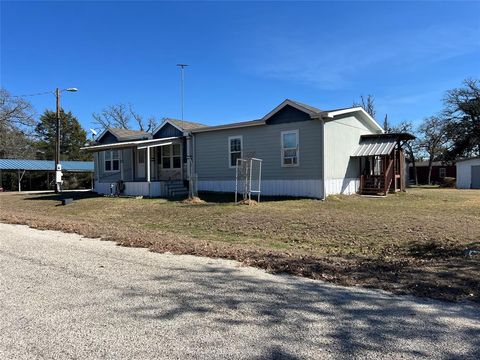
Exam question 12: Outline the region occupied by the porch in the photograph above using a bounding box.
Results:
[84,136,190,198]
[352,133,415,196]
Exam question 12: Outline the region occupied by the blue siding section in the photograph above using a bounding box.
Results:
[154,123,183,139]
[266,105,311,125]
[97,131,118,144]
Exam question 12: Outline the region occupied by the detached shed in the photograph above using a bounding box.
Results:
[457,157,480,189]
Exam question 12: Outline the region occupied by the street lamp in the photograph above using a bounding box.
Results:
[54,87,78,193]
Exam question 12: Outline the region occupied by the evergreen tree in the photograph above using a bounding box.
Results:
[383,114,391,133]
[35,109,90,161]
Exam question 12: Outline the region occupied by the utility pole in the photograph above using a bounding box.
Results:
[55,88,61,193]
[176,64,188,125]
[53,87,78,193]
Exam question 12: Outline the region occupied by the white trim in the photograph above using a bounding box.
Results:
[198,179,323,198]
[321,119,326,200]
[104,149,121,173]
[262,99,318,121]
[324,178,360,196]
[161,143,182,170]
[323,107,384,133]
[281,130,299,167]
[191,121,264,133]
[152,119,185,136]
[137,141,173,150]
[81,136,180,151]
[228,135,243,169]
[439,167,446,178]
[95,128,112,143]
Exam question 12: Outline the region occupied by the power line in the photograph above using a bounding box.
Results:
[11,90,55,98]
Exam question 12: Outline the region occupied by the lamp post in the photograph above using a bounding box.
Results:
[54,87,78,193]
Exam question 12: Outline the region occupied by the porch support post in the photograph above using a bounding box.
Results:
[146,147,151,197]
[146,147,151,182]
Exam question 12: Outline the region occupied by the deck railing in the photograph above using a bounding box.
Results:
[383,159,394,195]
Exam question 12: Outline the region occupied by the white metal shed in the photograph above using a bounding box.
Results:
[457,157,480,189]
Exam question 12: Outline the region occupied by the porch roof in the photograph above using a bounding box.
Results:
[352,138,397,157]
[352,132,415,157]
[81,136,180,152]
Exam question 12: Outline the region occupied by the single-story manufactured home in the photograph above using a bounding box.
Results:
[83,99,414,199]
[456,157,480,189]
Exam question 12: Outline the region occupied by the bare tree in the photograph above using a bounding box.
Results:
[392,120,420,185]
[0,88,36,129]
[92,103,158,132]
[418,116,449,185]
[0,88,37,159]
[353,94,376,119]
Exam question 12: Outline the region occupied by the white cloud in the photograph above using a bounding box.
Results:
[244,24,480,89]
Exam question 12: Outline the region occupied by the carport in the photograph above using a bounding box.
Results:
[0,159,94,191]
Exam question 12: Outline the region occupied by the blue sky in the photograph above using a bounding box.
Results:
[1,1,479,132]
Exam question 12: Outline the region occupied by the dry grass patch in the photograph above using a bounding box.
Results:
[0,188,478,303]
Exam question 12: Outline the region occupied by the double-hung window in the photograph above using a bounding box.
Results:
[229,136,243,168]
[439,167,446,178]
[281,130,299,166]
[162,144,181,169]
[105,150,120,172]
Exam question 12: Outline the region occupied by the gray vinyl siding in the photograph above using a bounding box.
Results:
[194,119,323,181]
[324,114,379,180]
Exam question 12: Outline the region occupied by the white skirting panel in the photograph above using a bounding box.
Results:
[324,178,359,196]
[94,182,166,197]
[198,179,323,199]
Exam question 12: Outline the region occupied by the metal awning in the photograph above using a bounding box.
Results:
[352,138,397,157]
[0,159,94,172]
[81,136,180,152]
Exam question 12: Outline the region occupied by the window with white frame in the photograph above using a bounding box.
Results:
[281,130,299,166]
[229,136,243,168]
[162,143,181,169]
[439,167,446,178]
[104,150,120,172]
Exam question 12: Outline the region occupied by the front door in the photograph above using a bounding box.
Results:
[159,143,182,180]
[136,149,146,179]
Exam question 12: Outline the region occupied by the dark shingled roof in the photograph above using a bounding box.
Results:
[287,99,323,115]
[163,118,208,131]
[107,128,150,141]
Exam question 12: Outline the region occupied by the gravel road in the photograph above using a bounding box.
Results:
[0,222,479,359]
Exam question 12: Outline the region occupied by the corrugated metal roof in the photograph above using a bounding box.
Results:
[352,138,397,157]
[0,159,94,172]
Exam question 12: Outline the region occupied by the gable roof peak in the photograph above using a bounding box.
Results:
[262,99,323,121]
[152,118,208,134]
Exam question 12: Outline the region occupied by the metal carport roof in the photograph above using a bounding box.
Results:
[0,159,94,172]
[351,138,397,157]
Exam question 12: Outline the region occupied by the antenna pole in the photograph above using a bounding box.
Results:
[176,64,188,125]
